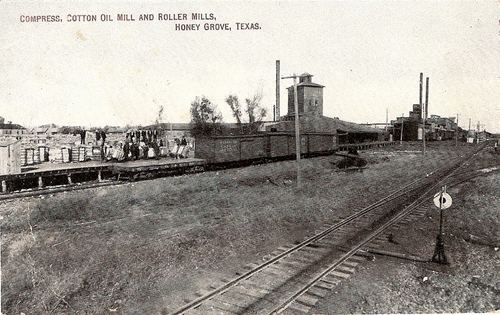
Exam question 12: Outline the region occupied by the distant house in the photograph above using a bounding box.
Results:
[0,120,27,137]
[105,126,128,134]
[35,124,60,135]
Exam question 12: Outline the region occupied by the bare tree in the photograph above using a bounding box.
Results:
[245,92,267,133]
[245,92,267,124]
[225,95,242,125]
[224,91,268,134]
[155,105,164,125]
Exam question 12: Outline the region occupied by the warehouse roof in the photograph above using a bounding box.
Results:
[265,115,384,134]
[287,82,325,88]
[0,123,25,130]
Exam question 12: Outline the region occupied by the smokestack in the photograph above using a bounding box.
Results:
[276,60,280,121]
[419,73,423,112]
[425,77,429,119]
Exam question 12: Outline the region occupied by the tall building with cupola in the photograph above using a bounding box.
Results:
[287,73,324,117]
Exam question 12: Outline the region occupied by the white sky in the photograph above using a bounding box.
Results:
[1,1,499,132]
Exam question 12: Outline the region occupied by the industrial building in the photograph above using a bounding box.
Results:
[389,73,465,142]
[266,72,384,142]
[285,73,324,117]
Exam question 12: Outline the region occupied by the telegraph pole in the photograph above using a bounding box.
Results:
[400,113,404,145]
[282,74,302,188]
[468,118,471,142]
[423,76,429,156]
[455,114,459,146]
[422,106,426,156]
[275,60,280,121]
[385,108,388,131]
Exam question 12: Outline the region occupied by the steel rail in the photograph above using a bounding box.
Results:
[269,142,488,314]
[167,163,457,314]
[0,180,123,202]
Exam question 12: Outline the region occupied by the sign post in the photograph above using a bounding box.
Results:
[431,185,452,264]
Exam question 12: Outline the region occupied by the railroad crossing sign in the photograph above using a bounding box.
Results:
[433,191,452,209]
[432,185,450,264]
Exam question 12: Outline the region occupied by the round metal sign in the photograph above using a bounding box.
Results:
[433,192,452,209]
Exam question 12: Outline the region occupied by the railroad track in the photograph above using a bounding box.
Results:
[166,143,490,315]
[1,142,494,202]
[0,179,124,202]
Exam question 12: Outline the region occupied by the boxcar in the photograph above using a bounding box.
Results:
[268,134,289,158]
[196,135,268,164]
[308,133,336,153]
[195,132,338,165]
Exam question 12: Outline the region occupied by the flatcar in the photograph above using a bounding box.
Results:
[195,132,337,165]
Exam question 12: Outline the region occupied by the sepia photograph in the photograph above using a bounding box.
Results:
[1,1,499,314]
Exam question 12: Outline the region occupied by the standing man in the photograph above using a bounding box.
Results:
[100,130,107,161]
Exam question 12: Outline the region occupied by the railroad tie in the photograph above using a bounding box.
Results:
[278,245,294,252]
[229,288,269,304]
[316,280,336,290]
[204,299,242,315]
[343,259,359,267]
[320,277,341,286]
[370,239,384,246]
[368,242,384,249]
[328,270,351,280]
[263,266,292,278]
[302,245,329,253]
[268,263,296,275]
[243,262,260,270]
[281,260,309,268]
[194,289,213,298]
[315,239,341,248]
[222,288,267,303]
[235,283,271,296]
[347,254,366,262]
[308,286,329,298]
[182,305,221,315]
[296,293,319,306]
[212,291,249,309]
[288,255,316,264]
[337,265,356,273]
[287,300,312,313]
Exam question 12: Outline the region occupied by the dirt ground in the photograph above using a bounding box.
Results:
[313,171,499,314]
[1,141,497,314]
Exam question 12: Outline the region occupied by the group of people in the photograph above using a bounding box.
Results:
[74,129,107,146]
[169,137,190,159]
[102,129,191,162]
[103,140,160,162]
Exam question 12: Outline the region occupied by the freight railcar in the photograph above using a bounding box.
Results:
[195,132,337,165]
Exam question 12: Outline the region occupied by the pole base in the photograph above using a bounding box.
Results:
[431,234,449,265]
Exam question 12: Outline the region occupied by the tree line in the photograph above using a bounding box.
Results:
[190,92,268,137]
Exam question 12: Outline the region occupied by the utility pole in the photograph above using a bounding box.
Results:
[422,107,426,156]
[275,60,280,121]
[282,73,302,188]
[423,76,429,156]
[468,118,471,142]
[385,108,389,132]
[455,114,459,146]
[400,113,404,145]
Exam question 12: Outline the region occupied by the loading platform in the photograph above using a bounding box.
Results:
[0,158,206,193]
